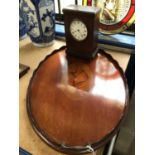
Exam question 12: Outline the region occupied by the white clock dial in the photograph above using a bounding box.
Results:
[70,19,88,41]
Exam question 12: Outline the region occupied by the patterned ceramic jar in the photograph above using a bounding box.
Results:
[20,0,55,47]
[19,3,27,40]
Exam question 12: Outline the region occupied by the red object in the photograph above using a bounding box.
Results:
[87,0,92,6]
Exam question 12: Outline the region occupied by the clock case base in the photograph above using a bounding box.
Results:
[66,47,99,59]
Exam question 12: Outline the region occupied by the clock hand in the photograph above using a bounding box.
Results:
[77,29,83,35]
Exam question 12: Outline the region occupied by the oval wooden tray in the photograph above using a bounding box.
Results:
[27,46,129,154]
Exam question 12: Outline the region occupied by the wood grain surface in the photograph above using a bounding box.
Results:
[27,46,128,154]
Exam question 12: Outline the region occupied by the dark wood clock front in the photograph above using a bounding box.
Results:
[63,5,100,59]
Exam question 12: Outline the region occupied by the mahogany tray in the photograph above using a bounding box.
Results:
[27,46,129,154]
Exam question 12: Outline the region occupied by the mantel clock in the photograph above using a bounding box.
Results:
[63,5,100,59]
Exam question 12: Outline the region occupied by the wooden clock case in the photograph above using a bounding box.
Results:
[63,5,100,59]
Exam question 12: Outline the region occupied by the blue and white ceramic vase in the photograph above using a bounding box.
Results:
[19,3,27,40]
[20,0,55,47]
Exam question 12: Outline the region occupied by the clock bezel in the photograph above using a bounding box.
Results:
[69,18,88,42]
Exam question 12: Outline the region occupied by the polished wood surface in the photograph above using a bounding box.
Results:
[27,46,128,154]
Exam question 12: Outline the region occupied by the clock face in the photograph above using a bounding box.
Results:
[70,19,88,41]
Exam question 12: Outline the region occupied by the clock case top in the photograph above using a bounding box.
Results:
[63,5,100,59]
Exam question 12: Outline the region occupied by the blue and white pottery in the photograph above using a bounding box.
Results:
[20,0,55,47]
[19,3,27,40]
